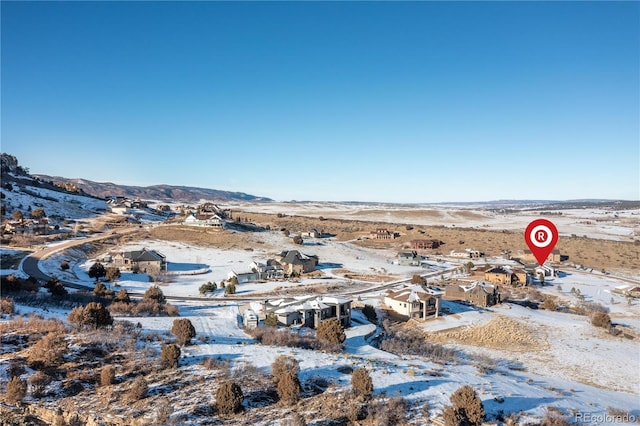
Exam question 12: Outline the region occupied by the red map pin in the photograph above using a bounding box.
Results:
[524,219,559,265]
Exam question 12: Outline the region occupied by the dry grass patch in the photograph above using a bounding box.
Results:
[427,316,544,351]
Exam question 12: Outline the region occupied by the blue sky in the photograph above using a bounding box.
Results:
[2,1,638,203]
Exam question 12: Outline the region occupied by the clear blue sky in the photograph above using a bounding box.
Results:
[2,1,638,203]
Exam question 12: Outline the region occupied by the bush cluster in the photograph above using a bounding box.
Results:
[108,287,178,317]
[316,319,346,345]
[199,282,217,294]
[161,344,181,369]
[351,368,373,399]
[591,312,612,329]
[362,305,377,323]
[380,323,457,363]
[28,371,52,398]
[128,376,148,401]
[171,318,196,345]
[1,274,39,293]
[27,332,68,369]
[248,327,341,352]
[277,370,302,405]
[443,385,485,426]
[5,376,27,405]
[100,365,115,386]
[216,381,244,415]
[0,297,15,314]
[68,302,113,329]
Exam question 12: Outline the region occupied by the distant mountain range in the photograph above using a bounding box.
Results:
[33,175,272,203]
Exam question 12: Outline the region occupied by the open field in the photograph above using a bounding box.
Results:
[182,209,640,276]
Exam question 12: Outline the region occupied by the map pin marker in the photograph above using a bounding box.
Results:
[524,219,559,266]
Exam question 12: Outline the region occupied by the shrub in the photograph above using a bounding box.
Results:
[105,267,121,282]
[171,318,196,345]
[316,319,345,345]
[277,370,302,405]
[271,355,300,385]
[591,312,612,329]
[7,359,25,378]
[199,282,217,294]
[144,286,166,304]
[251,327,312,349]
[88,262,106,280]
[541,409,575,426]
[411,274,427,285]
[93,281,114,297]
[1,274,39,292]
[45,278,68,297]
[367,397,409,425]
[0,297,15,314]
[351,368,373,399]
[161,344,181,369]
[129,376,148,401]
[293,235,303,245]
[101,365,115,386]
[27,332,67,368]
[282,412,306,426]
[379,323,457,363]
[114,289,131,303]
[265,312,278,327]
[543,298,557,311]
[5,376,27,405]
[68,302,113,329]
[362,305,377,323]
[443,385,485,426]
[60,260,70,271]
[28,371,52,398]
[216,380,244,415]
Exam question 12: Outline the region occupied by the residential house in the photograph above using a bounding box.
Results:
[250,261,285,280]
[450,249,484,259]
[445,281,500,307]
[411,239,443,250]
[517,248,562,264]
[274,250,319,275]
[370,228,399,240]
[613,285,640,299]
[266,296,352,328]
[183,213,224,227]
[112,248,167,274]
[384,284,443,319]
[483,266,528,286]
[228,270,260,284]
[396,251,422,266]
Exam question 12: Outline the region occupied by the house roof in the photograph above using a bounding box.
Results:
[398,251,418,258]
[280,250,317,265]
[386,284,443,303]
[459,281,495,294]
[122,248,165,262]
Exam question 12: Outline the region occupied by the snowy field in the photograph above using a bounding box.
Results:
[15,232,639,423]
[225,201,640,242]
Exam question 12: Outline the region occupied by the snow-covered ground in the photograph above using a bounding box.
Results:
[39,232,459,298]
[227,201,640,242]
[4,198,639,423]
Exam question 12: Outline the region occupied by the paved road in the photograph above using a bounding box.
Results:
[21,227,142,292]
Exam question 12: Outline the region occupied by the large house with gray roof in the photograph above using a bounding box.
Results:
[112,248,167,274]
